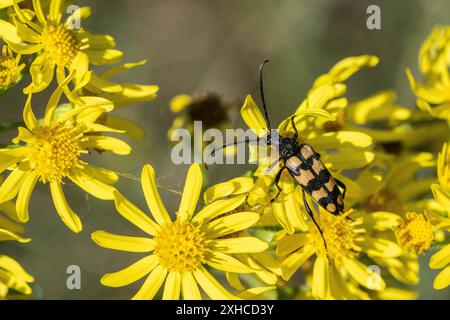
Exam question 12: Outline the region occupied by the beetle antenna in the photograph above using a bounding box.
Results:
[204,138,259,169]
[259,60,271,129]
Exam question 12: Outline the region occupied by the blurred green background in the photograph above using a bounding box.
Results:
[1,0,450,299]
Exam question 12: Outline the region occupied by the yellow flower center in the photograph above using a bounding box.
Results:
[154,220,210,272]
[41,22,79,66]
[364,189,402,213]
[29,123,87,183]
[311,211,364,265]
[0,54,20,87]
[395,212,434,255]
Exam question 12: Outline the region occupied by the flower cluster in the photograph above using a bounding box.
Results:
[0,1,448,300]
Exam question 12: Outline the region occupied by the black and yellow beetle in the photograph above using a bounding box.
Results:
[209,61,347,247]
[257,61,347,241]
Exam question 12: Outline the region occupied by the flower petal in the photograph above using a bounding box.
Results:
[113,191,159,235]
[307,131,373,149]
[0,163,29,204]
[0,228,30,243]
[276,233,310,256]
[362,238,403,259]
[68,168,116,200]
[141,164,171,225]
[85,49,123,65]
[178,164,202,221]
[311,256,331,299]
[207,251,254,273]
[0,19,21,43]
[0,255,33,282]
[92,230,155,252]
[50,182,82,233]
[83,136,132,155]
[344,258,385,291]
[101,255,158,287]
[209,237,268,253]
[433,266,450,290]
[240,95,269,136]
[162,271,181,300]
[181,272,202,300]
[203,177,254,204]
[16,170,39,222]
[193,195,246,223]
[281,244,314,281]
[132,265,167,300]
[205,212,260,238]
[192,266,236,300]
[103,114,146,139]
[24,55,55,94]
[430,244,450,269]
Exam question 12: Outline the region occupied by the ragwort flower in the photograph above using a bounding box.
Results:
[0,0,123,93]
[0,75,131,233]
[92,164,270,300]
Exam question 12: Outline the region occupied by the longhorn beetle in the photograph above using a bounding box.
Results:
[208,61,347,250]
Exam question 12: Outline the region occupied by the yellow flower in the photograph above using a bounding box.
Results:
[407,26,450,120]
[76,60,159,139]
[0,76,131,233]
[92,164,270,300]
[168,92,235,139]
[0,45,24,90]
[276,208,394,300]
[395,212,434,255]
[0,0,123,93]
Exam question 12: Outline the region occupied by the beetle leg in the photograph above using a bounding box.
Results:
[335,178,347,199]
[270,166,286,203]
[302,189,329,259]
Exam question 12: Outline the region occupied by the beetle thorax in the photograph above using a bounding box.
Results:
[277,137,299,159]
